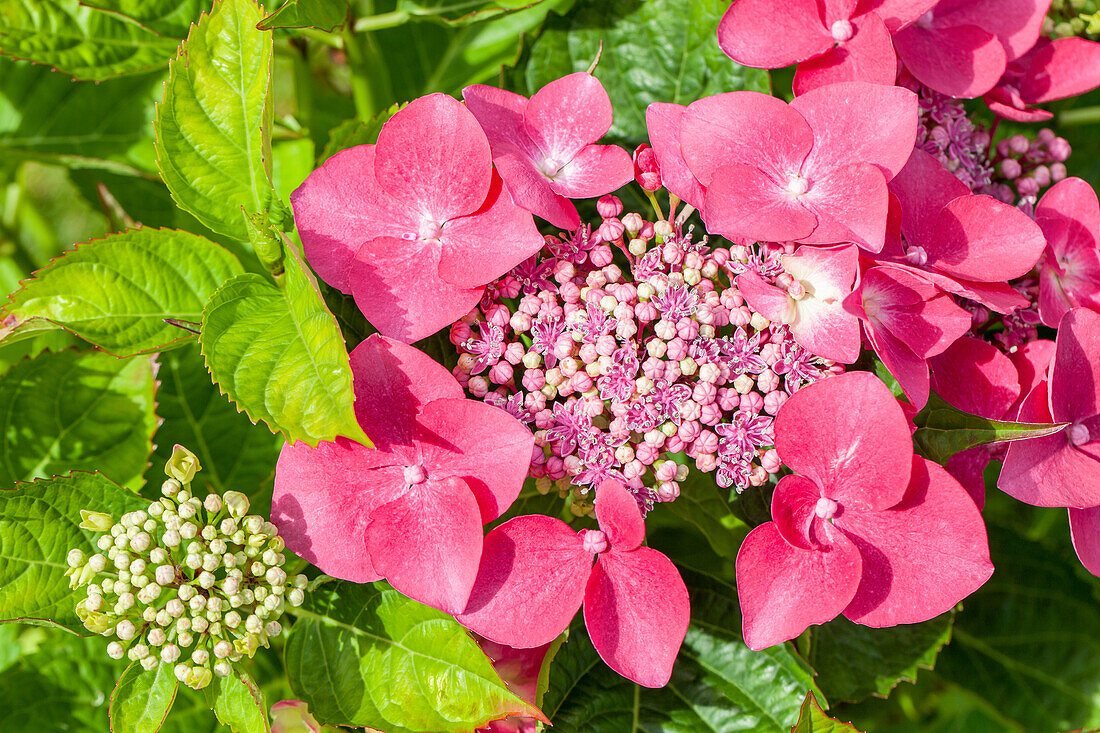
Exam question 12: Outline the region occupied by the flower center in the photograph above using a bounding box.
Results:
[916,10,935,28]
[403,465,427,485]
[830,20,854,42]
[418,219,444,242]
[582,529,609,554]
[1068,422,1091,447]
[786,174,809,197]
[905,245,928,267]
[540,157,564,180]
[814,496,838,520]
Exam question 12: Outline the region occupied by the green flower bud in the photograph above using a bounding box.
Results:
[79,510,113,532]
[223,492,249,518]
[140,656,159,671]
[166,445,201,485]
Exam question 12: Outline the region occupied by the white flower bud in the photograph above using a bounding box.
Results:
[223,492,249,518]
[245,615,262,634]
[243,515,264,535]
[67,549,86,568]
[85,594,103,613]
[203,494,222,513]
[131,575,149,589]
[113,553,130,570]
[214,660,232,677]
[210,539,227,555]
[144,608,158,623]
[188,594,207,613]
[88,554,108,572]
[97,535,112,551]
[166,598,185,618]
[140,656,159,671]
[228,594,243,608]
[265,621,282,637]
[177,585,196,601]
[177,490,192,504]
[254,586,268,603]
[138,584,161,604]
[219,519,237,536]
[147,628,166,646]
[179,522,198,539]
[241,589,254,605]
[128,644,149,661]
[265,567,286,586]
[177,616,193,633]
[177,631,194,648]
[222,577,240,595]
[223,611,242,629]
[173,662,189,681]
[164,515,182,532]
[213,640,234,659]
[113,580,129,595]
[107,642,125,660]
[150,547,168,564]
[208,622,221,637]
[198,571,215,589]
[293,575,308,590]
[191,649,209,665]
[191,617,209,635]
[287,589,305,607]
[155,565,175,586]
[162,530,181,548]
[156,609,171,627]
[143,519,157,533]
[115,620,136,641]
[128,558,146,575]
[185,554,202,571]
[261,550,278,566]
[149,502,164,518]
[250,562,265,577]
[114,534,129,550]
[263,595,282,613]
[202,554,219,572]
[178,503,196,521]
[232,531,246,546]
[222,553,237,569]
[116,592,135,611]
[207,596,223,614]
[270,584,285,596]
[162,479,182,498]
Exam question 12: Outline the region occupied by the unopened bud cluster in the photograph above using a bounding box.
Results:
[67,446,307,690]
[451,199,840,511]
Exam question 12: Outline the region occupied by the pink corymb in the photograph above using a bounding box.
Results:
[456,480,690,688]
[272,334,534,615]
[462,73,634,230]
[1033,177,1100,327]
[736,371,993,650]
[290,93,543,343]
[678,81,917,251]
[985,38,1100,122]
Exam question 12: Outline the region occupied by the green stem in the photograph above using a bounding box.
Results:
[353,9,411,32]
[342,24,376,120]
[1059,104,1100,126]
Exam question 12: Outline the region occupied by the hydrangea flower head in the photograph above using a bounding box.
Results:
[1033,177,1100,327]
[462,73,634,230]
[272,335,534,615]
[291,93,543,342]
[456,479,690,688]
[736,371,993,649]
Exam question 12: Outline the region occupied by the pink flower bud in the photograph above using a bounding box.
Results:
[1008,134,1030,155]
[622,212,645,232]
[1049,137,1071,161]
[623,459,645,479]
[633,144,662,191]
[657,481,680,501]
[449,321,473,346]
[590,244,614,267]
[740,391,765,414]
[699,402,723,425]
[1000,158,1022,180]
[695,453,717,472]
[757,368,780,393]
[665,337,688,361]
[486,304,510,328]
[763,389,788,415]
[489,361,514,384]
[635,301,658,323]
[1017,177,1040,197]
[678,419,702,442]
[665,435,686,453]
[761,449,782,473]
[597,195,623,219]
[468,376,490,397]
[676,318,699,341]
[571,372,594,393]
[510,311,533,333]
[554,259,576,283]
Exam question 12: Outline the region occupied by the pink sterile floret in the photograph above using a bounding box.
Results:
[271,334,534,616]
[1033,177,1100,327]
[456,479,690,688]
[736,371,993,650]
[462,73,634,231]
[677,81,917,252]
[290,93,543,343]
[985,37,1100,122]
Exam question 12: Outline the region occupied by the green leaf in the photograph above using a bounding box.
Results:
[155,0,275,243]
[81,0,204,38]
[257,0,348,31]
[110,661,180,733]
[392,0,556,26]
[2,228,244,357]
[199,240,367,447]
[204,670,270,733]
[806,612,954,703]
[147,344,282,498]
[284,579,546,731]
[0,472,146,632]
[0,349,157,488]
[542,567,821,731]
[791,692,864,733]
[912,393,1067,464]
[935,509,1100,732]
[319,104,402,162]
[0,0,178,80]
[654,469,748,561]
[517,0,770,145]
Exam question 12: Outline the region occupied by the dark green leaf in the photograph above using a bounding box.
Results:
[517,0,770,145]
[319,104,402,161]
[0,473,146,632]
[284,579,545,731]
[0,349,157,488]
[81,0,204,38]
[110,661,179,733]
[655,469,748,561]
[199,240,367,447]
[2,228,244,357]
[807,612,954,703]
[542,567,821,731]
[257,0,348,31]
[791,692,864,733]
[155,0,275,243]
[913,393,1066,464]
[0,0,178,80]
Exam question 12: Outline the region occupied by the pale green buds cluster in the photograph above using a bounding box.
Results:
[69,445,308,690]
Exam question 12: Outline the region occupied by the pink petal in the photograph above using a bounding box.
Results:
[929,336,1020,419]
[945,447,991,509]
[437,172,544,288]
[736,271,796,325]
[349,334,464,450]
[584,547,690,687]
[456,515,591,648]
[413,397,534,524]
[882,262,1030,313]
[716,0,831,68]
[931,0,1048,61]
[864,316,931,407]
[524,73,613,164]
[791,81,918,180]
[493,150,580,230]
[703,163,818,243]
[864,0,939,31]
[796,162,889,251]
[999,382,1100,507]
[775,371,913,510]
[1050,307,1100,424]
[645,103,706,210]
[367,475,484,615]
[550,144,635,199]
[1036,177,1100,260]
[924,194,1046,282]
[778,244,862,362]
[1007,339,1056,416]
[857,266,971,359]
[375,94,492,223]
[771,474,825,550]
[1069,506,1100,577]
[1019,37,1100,104]
[893,23,1007,98]
[349,236,484,343]
[291,144,418,293]
[272,440,403,583]
[736,521,862,650]
[839,457,993,626]
[888,148,971,249]
[793,12,899,94]
[680,92,813,185]
[462,84,535,158]
[594,479,646,551]
[984,88,1053,122]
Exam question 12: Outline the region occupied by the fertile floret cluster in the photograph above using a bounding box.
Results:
[449,199,841,510]
[68,446,306,690]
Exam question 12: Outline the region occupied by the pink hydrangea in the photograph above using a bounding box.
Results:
[272,335,534,615]
[456,480,690,688]
[985,37,1100,122]
[736,371,993,650]
[1033,177,1100,327]
[462,73,634,230]
[290,94,543,342]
